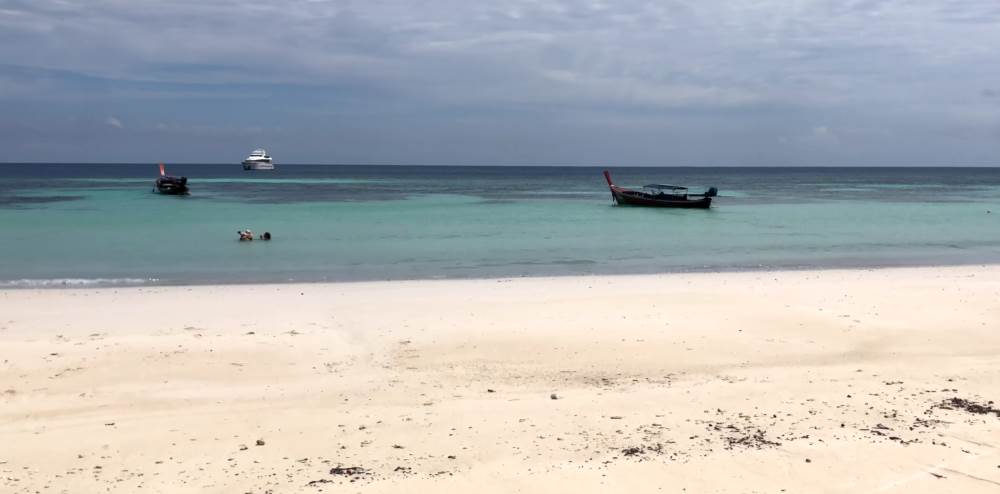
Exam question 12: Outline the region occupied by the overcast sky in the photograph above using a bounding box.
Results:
[1,0,999,165]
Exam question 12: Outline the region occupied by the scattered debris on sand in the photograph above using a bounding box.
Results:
[621,444,664,458]
[329,466,367,476]
[723,429,781,450]
[703,421,781,450]
[934,397,1000,418]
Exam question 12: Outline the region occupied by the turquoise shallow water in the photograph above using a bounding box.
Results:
[1,165,999,287]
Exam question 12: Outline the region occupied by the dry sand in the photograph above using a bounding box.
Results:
[1,266,999,493]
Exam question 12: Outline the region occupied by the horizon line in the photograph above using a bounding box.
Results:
[2,162,999,168]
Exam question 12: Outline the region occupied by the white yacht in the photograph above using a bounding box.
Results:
[242,149,275,170]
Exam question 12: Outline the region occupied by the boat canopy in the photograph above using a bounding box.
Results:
[643,184,688,191]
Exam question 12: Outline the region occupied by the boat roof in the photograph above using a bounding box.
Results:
[643,184,688,190]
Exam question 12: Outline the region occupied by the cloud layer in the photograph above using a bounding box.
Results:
[2,0,999,164]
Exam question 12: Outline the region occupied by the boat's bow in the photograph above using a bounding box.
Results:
[602,170,619,203]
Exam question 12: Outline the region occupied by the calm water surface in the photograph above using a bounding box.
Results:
[1,164,999,287]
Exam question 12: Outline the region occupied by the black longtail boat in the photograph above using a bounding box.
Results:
[603,170,717,209]
[154,163,189,195]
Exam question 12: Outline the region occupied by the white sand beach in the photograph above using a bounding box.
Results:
[2,266,999,493]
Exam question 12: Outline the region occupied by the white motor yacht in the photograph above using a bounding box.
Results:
[242,149,275,170]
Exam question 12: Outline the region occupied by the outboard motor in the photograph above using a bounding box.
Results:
[705,186,718,197]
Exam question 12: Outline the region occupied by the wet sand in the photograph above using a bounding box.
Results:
[2,266,999,493]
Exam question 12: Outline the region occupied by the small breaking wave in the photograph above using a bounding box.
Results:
[0,278,159,288]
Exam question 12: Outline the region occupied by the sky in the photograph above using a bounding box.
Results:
[1,0,999,165]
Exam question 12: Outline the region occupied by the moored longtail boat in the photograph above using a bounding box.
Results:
[153,163,189,195]
[602,170,716,209]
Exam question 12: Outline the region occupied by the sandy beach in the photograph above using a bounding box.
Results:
[2,266,999,493]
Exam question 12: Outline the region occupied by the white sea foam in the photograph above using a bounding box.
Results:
[0,278,159,288]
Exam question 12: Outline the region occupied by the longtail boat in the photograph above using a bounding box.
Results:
[153,163,189,195]
[603,170,716,209]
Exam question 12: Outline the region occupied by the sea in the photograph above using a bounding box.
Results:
[1,164,999,288]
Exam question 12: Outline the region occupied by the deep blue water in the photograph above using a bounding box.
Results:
[1,164,999,287]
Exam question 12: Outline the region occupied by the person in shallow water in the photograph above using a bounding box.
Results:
[238,230,253,241]
[259,232,272,241]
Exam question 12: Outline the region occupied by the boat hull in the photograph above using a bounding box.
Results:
[154,177,189,195]
[611,188,712,208]
[242,161,275,171]
[154,185,189,195]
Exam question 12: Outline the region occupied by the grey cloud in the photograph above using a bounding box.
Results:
[1,1,999,164]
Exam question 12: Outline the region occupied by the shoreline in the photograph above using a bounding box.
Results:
[2,266,999,492]
[4,258,1000,290]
